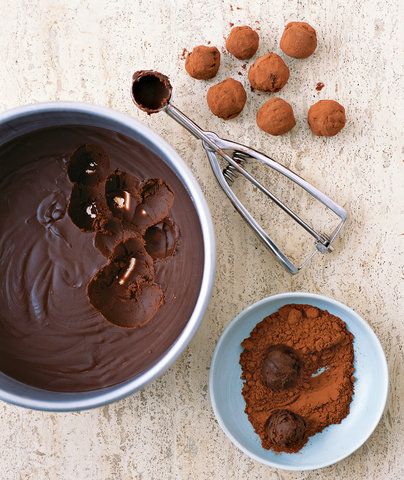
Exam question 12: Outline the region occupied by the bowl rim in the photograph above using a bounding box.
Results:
[0,101,216,411]
[209,292,389,471]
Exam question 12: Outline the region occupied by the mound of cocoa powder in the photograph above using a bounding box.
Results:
[240,304,355,453]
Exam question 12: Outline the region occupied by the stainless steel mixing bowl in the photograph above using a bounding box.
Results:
[0,102,215,411]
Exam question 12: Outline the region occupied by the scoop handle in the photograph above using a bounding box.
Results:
[164,103,219,144]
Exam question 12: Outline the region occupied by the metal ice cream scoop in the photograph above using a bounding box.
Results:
[131,70,347,274]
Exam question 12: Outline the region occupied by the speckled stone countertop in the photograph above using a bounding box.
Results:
[0,0,403,479]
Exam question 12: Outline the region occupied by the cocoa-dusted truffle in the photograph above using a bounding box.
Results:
[144,218,179,259]
[266,410,307,449]
[248,53,290,92]
[185,45,221,80]
[308,100,346,136]
[280,22,317,59]
[226,25,259,60]
[256,98,296,136]
[207,78,247,119]
[261,345,301,390]
[68,183,110,233]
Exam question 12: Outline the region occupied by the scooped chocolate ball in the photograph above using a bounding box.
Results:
[261,345,301,390]
[226,25,259,60]
[144,217,179,259]
[256,98,296,136]
[266,410,306,448]
[68,144,110,186]
[280,22,317,59]
[105,170,141,222]
[308,100,346,136]
[132,70,172,114]
[248,53,290,92]
[185,45,221,80]
[207,78,247,119]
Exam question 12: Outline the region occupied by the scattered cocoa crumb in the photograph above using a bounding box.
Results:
[236,6,242,9]
[250,86,255,92]
[230,4,233,11]
[316,82,325,91]
[241,63,247,70]
[207,40,211,45]
[180,48,188,60]
[229,22,234,27]
[238,71,243,76]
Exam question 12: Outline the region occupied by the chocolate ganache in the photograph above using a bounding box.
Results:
[0,126,204,392]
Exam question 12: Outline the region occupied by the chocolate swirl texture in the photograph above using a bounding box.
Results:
[0,126,204,392]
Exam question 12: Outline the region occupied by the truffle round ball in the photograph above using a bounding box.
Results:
[68,144,110,186]
[226,25,259,60]
[261,345,301,390]
[308,100,346,136]
[256,98,296,136]
[248,53,290,92]
[185,45,221,80]
[280,22,317,59]
[207,78,247,120]
[266,410,306,448]
[144,218,178,259]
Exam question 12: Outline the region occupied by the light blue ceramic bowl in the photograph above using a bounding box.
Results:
[209,292,388,471]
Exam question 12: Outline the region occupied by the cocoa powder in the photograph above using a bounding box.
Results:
[316,81,325,91]
[240,304,355,453]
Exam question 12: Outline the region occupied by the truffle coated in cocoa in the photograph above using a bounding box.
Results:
[248,53,290,92]
[266,410,307,448]
[105,170,141,222]
[207,78,247,119]
[226,25,259,60]
[185,45,221,80]
[256,98,296,136]
[132,179,175,232]
[261,345,301,391]
[280,22,317,59]
[308,100,346,136]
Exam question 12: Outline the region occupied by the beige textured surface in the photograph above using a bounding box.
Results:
[0,0,403,478]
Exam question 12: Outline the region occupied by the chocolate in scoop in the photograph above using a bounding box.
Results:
[132,70,172,114]
[144,218,179,259]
